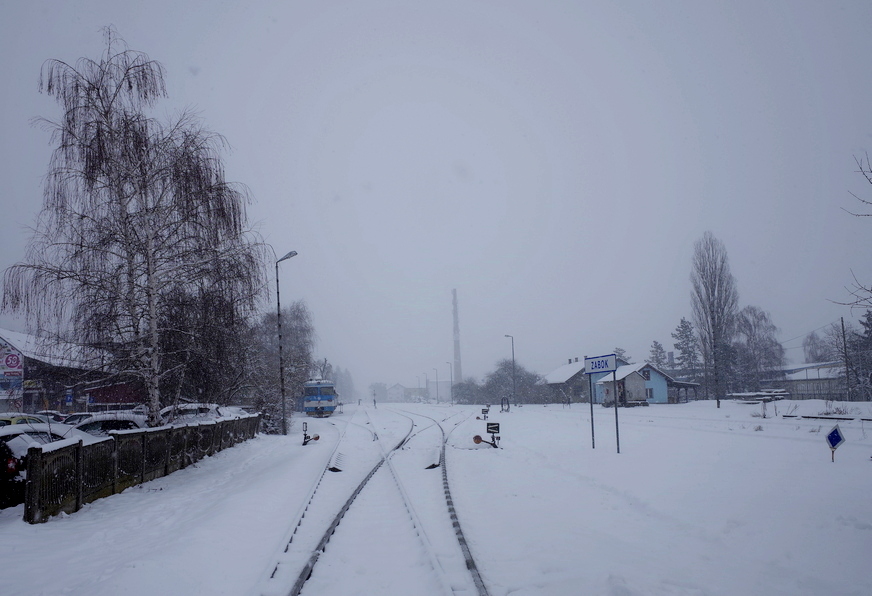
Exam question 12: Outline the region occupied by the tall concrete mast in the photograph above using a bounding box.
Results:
[452,289,463,383]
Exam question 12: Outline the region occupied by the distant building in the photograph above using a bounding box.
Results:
[542,356,631,404]
[0,328,144,413]
[542,358,588,402]
[387,383,406,402]
[597,366,647,405]
[592,361,698,404]
[762,362,844,401]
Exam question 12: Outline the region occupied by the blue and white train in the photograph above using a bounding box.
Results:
[302,378,337,418]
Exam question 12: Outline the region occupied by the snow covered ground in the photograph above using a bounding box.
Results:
[1,399,870,596]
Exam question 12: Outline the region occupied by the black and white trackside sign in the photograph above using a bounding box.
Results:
[584,354,617,374]
[486,422,500,434]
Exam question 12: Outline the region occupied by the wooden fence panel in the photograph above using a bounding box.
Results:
[23,414,260,524]
[82,438,116,504]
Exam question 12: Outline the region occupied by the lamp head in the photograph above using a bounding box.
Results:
[277,250,298,263]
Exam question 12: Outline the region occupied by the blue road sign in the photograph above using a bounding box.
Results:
[826,425,845,450]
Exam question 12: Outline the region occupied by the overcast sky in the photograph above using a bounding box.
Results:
[2,1,872,393]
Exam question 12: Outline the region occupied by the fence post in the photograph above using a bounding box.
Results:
[24,446,44,524]
[140,432,147,485]
[164,429,171,477]
[182,426,189,469]
[112,435,119,495]
[75,439,84,512]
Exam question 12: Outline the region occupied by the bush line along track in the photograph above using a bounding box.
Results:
[262,407,489,596]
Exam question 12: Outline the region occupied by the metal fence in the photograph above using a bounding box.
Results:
[23,415,261,524]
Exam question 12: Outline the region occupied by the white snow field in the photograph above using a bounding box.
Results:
[1,399,870,596]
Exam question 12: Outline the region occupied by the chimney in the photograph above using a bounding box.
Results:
[568,358,572,365]
[575,357,579,362]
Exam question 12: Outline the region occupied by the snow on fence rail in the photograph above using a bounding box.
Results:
[23,415,261,524]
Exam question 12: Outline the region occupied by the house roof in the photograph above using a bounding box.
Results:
[783,365,843,381]
[543,356,635,385]
[635,362,676,383]
[595,365,645,384]
[594,361,679,384]
[543,360,586,384]
[0,328,97,370]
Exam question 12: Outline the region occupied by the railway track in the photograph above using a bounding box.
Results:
[251,406,489,596]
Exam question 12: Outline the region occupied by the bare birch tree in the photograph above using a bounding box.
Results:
[691,231,739,405]
[733,305,784,392]
[247,301,315,432]
[2,30,266,425]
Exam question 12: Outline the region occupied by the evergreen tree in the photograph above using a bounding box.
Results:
[649,341,667,368]
[672,317,701,381]
[613,347,630,363]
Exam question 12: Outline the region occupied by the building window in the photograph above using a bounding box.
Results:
[642,369,650,381]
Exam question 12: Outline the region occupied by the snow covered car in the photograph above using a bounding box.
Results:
[61,412,94,426]
[159,403,227,425]
[0,423,98,509]
[0,413,49,427]
[72,412,148,436]
[36,410,68,423]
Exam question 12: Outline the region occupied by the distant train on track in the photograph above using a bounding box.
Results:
[302,378,338,418]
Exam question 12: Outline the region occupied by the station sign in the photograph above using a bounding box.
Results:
[584,354,617,375]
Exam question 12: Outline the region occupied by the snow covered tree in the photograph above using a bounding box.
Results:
[803,330,835,363]
[648,341,667,368]
[2,30,266,425]
[332,367,356,403]
[843,154,872,308]
[691,232,739,403]
[732,306,785,392]
[613,347,630,363]
[452,378,485,405]
[247,301,315,430]
[672,317,701,381]
[482,359,545,404]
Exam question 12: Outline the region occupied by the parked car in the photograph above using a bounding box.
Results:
[60,412,94,426]
[73,412,148,437]
[36,410,68,423]
[0,413,50,427]
[159,403,228,425]
[0,423,98,509]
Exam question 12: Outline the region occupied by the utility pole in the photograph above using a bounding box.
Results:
[505,334,515,405]
[275,250,298,435]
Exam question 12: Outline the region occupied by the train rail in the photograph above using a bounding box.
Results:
[251,406,489,596]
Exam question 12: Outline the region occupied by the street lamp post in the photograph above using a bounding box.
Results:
[433,367,440,403]
[446,361,453,405]
[276,250,298,435]
[505,334,515,406]
[423,372,429,401]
